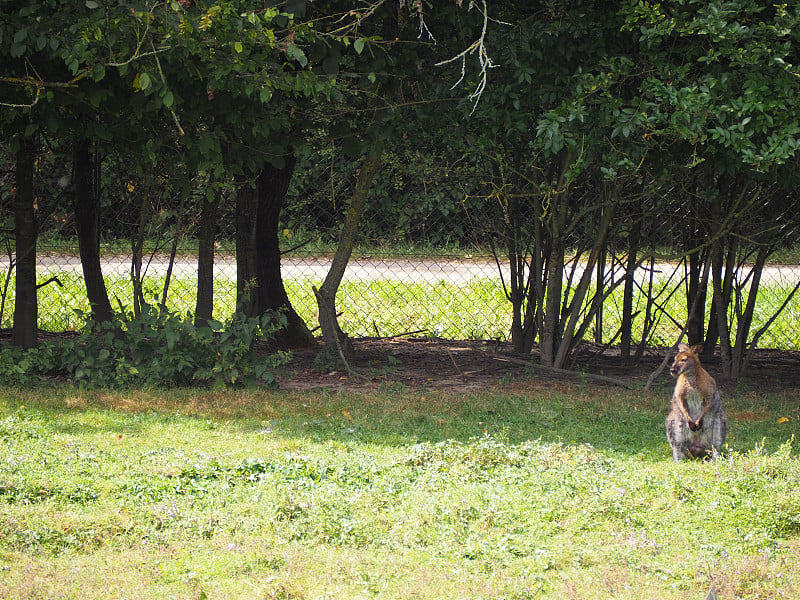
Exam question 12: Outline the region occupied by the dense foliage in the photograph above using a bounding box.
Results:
[0,303,289,388]
[2,0,800,379]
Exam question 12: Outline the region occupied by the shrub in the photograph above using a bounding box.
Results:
[0,303,290,388]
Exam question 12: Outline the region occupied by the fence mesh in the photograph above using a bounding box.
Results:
[3,144,800,352]
[3,246,800,352]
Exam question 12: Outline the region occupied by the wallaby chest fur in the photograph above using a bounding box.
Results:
[675,372,713,418]
[666,344,727,461]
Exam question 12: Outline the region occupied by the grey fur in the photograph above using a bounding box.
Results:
[666,345,727,461]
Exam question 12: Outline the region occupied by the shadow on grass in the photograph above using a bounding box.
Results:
[239,383,798,460]
[1,380,796,460]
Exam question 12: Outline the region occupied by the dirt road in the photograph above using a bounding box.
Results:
[18,252,800,287]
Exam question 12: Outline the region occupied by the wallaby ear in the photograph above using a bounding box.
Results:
[691,344,704,355]
[677,342,691,353]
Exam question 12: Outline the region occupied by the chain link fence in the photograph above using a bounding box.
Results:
[3,245,800,352]
[3,145,800,352]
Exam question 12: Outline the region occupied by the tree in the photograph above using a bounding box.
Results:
[11,134,38,349]
[2,0,351,346]
[460,3,642,367]
[73,138,113,323]
[623,0,800,378]
[235,155,314,346]
[2,0,504,350]
[1,0,160,340]
[314,144,383,366]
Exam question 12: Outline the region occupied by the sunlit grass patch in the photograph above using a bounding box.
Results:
[1,385,799,598]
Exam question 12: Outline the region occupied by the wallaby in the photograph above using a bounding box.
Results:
[666,343,727,461]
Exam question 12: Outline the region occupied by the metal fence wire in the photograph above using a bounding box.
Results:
[3,145,800,352]
[3,246,800,353]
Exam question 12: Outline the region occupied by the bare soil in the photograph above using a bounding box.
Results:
[11,330,800,394]
[275,337,800,394]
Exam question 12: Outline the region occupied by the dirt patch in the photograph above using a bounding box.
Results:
[274,338,800,394]
[9,330,800,394]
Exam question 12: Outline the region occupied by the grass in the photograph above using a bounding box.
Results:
[1,381,799,599]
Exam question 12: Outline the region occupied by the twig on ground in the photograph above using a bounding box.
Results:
[446,348,466,380]
[492,353,633,389]
[370,329,429,341]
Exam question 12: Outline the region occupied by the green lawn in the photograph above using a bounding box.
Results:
[1,381,798,599]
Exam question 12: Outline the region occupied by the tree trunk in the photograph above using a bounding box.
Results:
[234,180,258,317]
[161,189,187,308]
[530,193,545,353]
[130,190,148,318]
[73,138,113,323]
[634,255,657,362]
[620,226,640,361]
[594,244,606,344]
[552,201,615,369]
[13,136,38,349]
[539,155,572,367]
[315,147,382,366]
[728,247,768,380]
[703,241,723,355]
[712,240,737,379]
[235,157,314,347]
[507,193,530,353]
[540,223,564,367]
[686,247,707,345]
[195,190,219,327]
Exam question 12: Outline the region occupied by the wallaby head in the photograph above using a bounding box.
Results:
[670,343,703,378]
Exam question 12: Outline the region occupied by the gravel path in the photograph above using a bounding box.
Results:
[14,252,800,287]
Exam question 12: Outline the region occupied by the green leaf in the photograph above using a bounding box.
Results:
[354,37,365,55]
[341,136,362,158]
[92,63,106,82]
[285,44,308,67]
[234,41,243,54]
[163,89,174,107]
[85,0,99,8]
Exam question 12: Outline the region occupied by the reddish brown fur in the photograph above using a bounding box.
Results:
[666,343,727,460]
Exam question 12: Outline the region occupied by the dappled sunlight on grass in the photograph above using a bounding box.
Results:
[1,383,799,599]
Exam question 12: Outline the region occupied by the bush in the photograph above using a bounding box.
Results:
[0,304,290,389]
